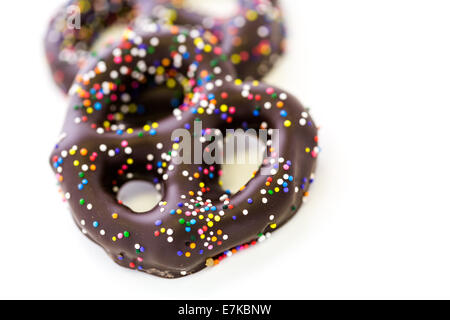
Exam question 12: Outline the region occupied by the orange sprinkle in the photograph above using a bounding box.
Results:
[162,58,171,67]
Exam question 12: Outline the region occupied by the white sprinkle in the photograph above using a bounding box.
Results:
[150,37,159,46]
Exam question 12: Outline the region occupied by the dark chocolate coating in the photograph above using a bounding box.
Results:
[44,0,286,93]
[44,0,154,93]
[49,25,318,278]
[170,0,286,80]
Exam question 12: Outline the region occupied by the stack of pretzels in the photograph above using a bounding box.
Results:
[47,0,319,278]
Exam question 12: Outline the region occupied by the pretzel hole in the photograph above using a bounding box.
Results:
[117,180,162,213]
[185,0,239,18]
[220,131,266,194]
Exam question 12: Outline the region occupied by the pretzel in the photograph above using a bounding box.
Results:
[49,23,318,278]
[44,0,285,93]
[154,0,286,80]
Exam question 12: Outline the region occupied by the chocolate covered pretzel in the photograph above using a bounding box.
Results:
[49,24,318,278]
[44,0,286,93]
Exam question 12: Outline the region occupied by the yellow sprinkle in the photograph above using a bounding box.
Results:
[220,104,228,112]
[86,107,93,114]
[129,104,137,113]
[161,228,166,233]
[73,160,79,167]
[204,44,212,52]
[284,120,292,127]
[270,224,277,229]
[112,213,118,219]
[234,79,243,85]
[212,236,217,242]
[207,221,214,228]
[275,187,280,192]
[112,236,117,242]
[197,107,205,114]
[167,78,176,88]
[152,122,159,129]
[208,213,214,219]
[305,147,311,153]
[156,66,165,75]
[126,128,133,134]
[143,124,150,131]
[214,216,221,222]
[173,143,180,150]
[127,158,134,165]
[206,258,214,267]
[246,10,258,21]
[231,54,241,64]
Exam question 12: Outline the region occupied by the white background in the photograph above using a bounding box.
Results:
[1,0,450,299]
